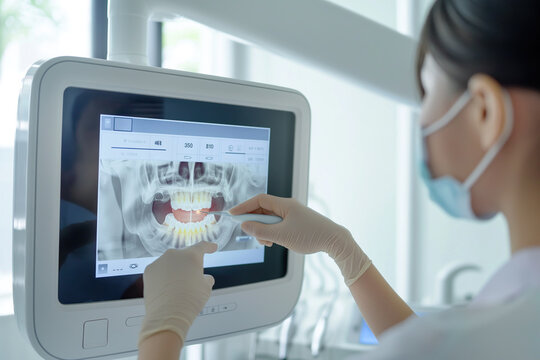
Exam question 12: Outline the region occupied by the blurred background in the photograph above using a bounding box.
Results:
[0,0,509,358]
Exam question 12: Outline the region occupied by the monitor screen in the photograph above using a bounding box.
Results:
[59,87,295,304]
[96,114,270,276]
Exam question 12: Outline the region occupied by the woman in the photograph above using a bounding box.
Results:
[138,0,540,358]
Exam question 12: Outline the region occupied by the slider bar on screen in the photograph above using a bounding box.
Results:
[225,152,246,155]
[111,146,166,151]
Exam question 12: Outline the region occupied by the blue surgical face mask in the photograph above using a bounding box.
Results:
[419,90,514,220]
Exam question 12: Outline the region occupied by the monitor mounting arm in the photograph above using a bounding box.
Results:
[108,0,419,106]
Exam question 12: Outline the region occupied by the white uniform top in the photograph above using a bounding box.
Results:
[358,247,540,360]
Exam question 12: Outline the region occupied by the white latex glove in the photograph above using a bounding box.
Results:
[138,241,217,347]
[229,194,371,286]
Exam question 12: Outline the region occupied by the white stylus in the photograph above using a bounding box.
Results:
[201,211,283,224]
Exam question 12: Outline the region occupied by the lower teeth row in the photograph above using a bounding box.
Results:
[162,213,218,247]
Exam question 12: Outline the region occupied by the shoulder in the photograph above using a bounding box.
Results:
[359,290,540,360]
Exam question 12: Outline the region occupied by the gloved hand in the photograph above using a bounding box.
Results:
[229,194,371,286]
[138,241,217,347]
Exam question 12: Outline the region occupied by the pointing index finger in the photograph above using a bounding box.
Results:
[189,241,218,255]
[229,194,285,217]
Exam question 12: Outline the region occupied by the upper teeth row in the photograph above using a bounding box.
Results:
[171,191,212,211]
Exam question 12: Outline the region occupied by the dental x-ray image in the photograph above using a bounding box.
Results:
[97,160,267,260]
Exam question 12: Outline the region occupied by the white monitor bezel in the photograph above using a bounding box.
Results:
[13,56,310,359]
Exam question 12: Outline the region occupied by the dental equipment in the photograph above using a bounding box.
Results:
[200,211,283,225]
[13,56,309,359]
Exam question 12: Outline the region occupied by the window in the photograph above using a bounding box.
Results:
[162,19,234,78]
[0,0,91,315]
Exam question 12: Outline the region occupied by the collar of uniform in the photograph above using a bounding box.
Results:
[471,246,540,306]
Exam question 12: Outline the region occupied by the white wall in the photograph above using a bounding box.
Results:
[244,42,400,289]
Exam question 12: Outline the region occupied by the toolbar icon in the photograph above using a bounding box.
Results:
[98,264,108,274]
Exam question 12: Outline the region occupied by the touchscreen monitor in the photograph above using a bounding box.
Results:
[13,57,309,359]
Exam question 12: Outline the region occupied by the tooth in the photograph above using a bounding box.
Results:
[183,232,189,246]
[178,232,184,248]
[170,194,179,210]
[183,234,189,247]
[171,192,184,211]
[167,229,176,247]
[174,194,182,210]
[170,232,177,248]
[182,223,188,236]
[200,197,209,209]
[187,223,193,238]
[181,194,188,211]
[180,225,188,246]
[163,213,173,226]
[206,227,215,241]
[190,230,196,245]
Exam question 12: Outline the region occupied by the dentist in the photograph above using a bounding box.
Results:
[138,0,540,358]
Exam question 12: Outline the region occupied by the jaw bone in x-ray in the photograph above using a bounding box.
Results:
[97,160,266,260]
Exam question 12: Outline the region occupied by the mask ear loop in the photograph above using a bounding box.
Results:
[422,91,472,137]
[463,90,514,190]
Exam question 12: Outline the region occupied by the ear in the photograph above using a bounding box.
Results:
[467,74,506,150]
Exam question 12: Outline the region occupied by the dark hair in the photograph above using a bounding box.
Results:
[416,0,540,97]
